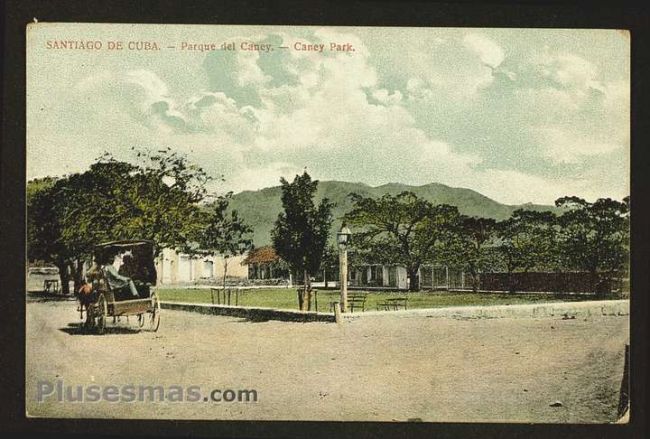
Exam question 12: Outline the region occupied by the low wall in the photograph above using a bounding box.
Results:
[160,301,335,323]
[161,299,629,323]
[342,300,630,320]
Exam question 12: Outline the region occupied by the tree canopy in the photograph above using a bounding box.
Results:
[271,172,333,310]
[197,192,254,288]
[344,191,460,291]
[27,148,212,293]
[555,196,629,280]
[438,216,497,292]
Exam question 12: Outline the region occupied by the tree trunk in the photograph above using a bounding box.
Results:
[471,271,479,293]
[324,269,328,288]
[72,259,85,294]
[590,269,602,296]
[223,258,229,291]
[296,288,303,310]
[408,266,420,292]
[301,270,312,311]
[55,261,70,295]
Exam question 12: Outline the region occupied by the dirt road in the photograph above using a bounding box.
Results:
[26,299,628,422]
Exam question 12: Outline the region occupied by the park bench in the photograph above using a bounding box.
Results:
[347,292,368,313]
[43,279,60,294]
[327,293,368,313]
[377,297,409,311]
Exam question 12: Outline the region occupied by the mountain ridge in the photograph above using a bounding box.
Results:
[226,180,559,246]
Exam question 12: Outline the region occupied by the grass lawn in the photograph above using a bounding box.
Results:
[156,287,596,312]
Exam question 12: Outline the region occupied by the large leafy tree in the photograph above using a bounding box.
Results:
[27,177,75,292]
[271,172,334,311]
[344,191,460,291]
[197,192,254,290]
[27,149,211,293]
[555,196,629,291]
[439,216,497,292]
[495,209,558,292]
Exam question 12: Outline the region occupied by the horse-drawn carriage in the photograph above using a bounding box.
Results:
[77,240,161,334]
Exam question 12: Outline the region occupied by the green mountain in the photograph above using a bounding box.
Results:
[227,180,559,246]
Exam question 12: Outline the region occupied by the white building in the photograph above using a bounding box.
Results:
[155,248,248,285]
[349,264,462,290]
[349,264,409,290]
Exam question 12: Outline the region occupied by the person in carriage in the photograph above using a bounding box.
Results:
[82,253,139,299]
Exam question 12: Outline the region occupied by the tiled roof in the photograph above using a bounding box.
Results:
[243,246,280,264]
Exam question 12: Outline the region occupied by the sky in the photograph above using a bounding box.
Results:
[27,24,630,205]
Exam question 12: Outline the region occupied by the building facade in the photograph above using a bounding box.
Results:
[243,246,290,281]
[155,248,248,285]
[349,264,464,290]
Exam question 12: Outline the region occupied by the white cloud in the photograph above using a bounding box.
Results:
[227,161,303,193]
[27,27,630,206]
[466,169,580,205]
[372,88,402,105]
[463,33,505,68]
[125,70,170,105]
[533,126,621,163]
[236,51,269,87]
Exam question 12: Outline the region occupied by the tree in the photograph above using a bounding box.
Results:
[344,191,460,291]
[28,178,75,293]
[318,244,339,288]
[271,172,334,311]
[439,216,497,292]
[27,149,211,293]
[495,209,558,292]
[555,196,629,293]
[197,192,254,290]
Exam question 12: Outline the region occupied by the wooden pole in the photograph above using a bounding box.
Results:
[334,301,342,323]
[340,246,348,313]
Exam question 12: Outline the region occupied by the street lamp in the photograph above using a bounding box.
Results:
[337,224,352,313]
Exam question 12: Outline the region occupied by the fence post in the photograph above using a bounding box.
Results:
[334,301,341,324]
[431,265,438,291]
[445,266,449,290]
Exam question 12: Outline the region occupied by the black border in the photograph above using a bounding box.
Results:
[2,1,648,438]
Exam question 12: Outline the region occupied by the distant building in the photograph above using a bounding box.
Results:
[349,264,408,289]
[242,246,290,281]
[155,248,248,285]
[348,264,458,290]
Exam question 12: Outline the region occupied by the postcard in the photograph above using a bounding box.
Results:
[25,23,630,423]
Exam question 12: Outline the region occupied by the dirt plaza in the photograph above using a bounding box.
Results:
[26,299,628,423]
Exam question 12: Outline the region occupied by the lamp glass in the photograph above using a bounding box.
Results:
[337,227,351,245]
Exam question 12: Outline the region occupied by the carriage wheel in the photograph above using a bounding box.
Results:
[83,303,95,330]
[149,292,161,332]
[96,293,108,334]
[137,313,146,328]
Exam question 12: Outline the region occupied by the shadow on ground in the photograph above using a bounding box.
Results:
[59,321,145,336]
[27,291,76,303]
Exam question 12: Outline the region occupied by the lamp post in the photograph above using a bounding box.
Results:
[337,224,352,313]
